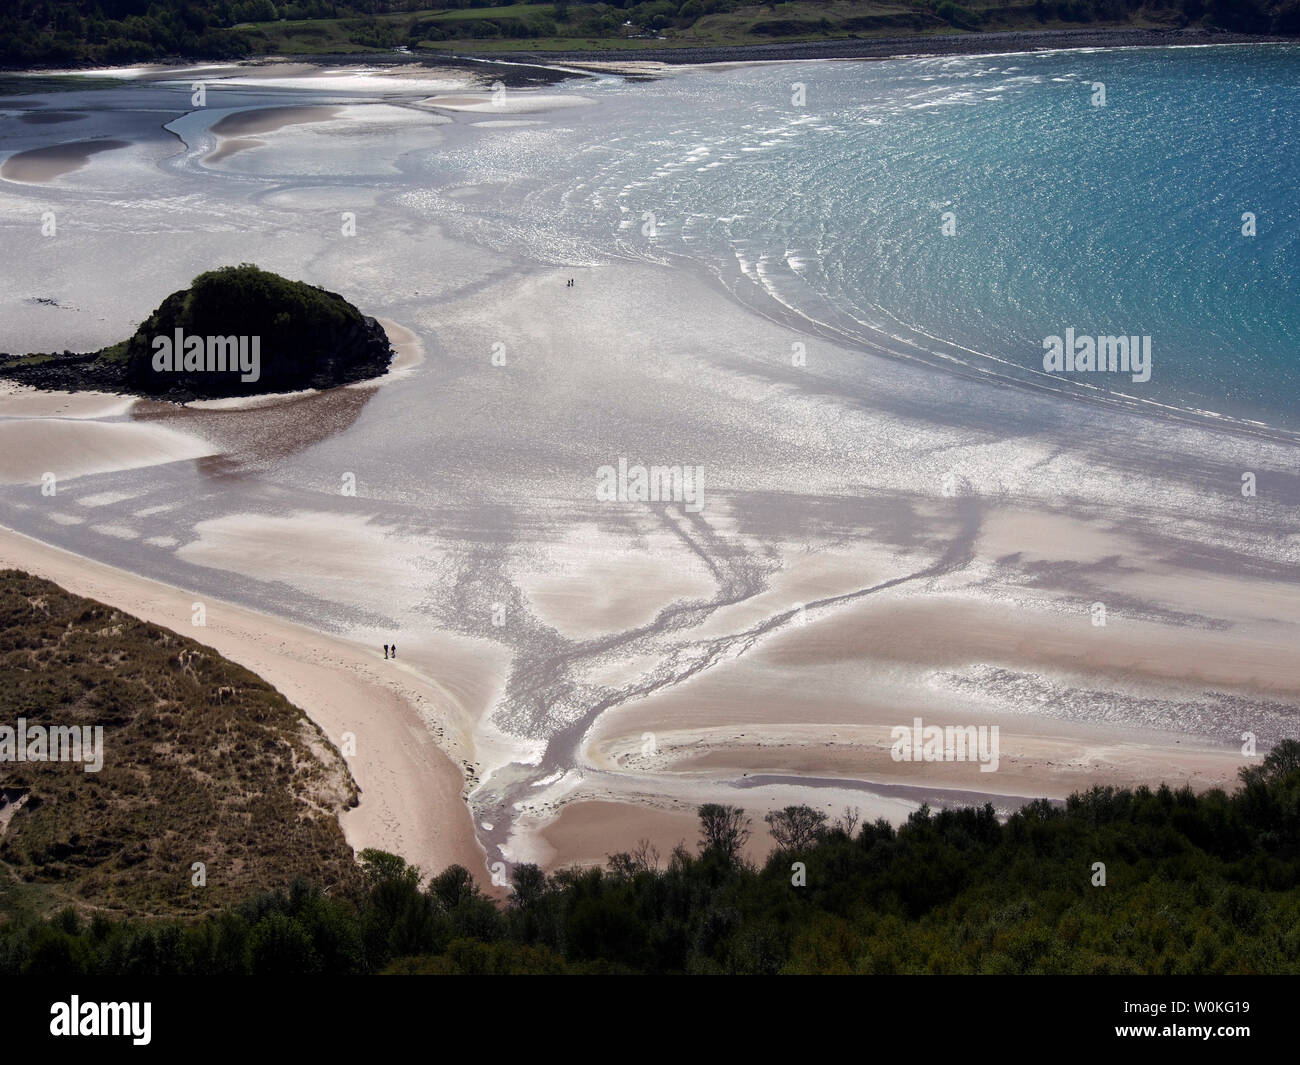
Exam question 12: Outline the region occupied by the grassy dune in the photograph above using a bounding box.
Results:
[0,571,359,921]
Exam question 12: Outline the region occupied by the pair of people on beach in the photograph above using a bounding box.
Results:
[566,278,575,287]
[383,643,397,659]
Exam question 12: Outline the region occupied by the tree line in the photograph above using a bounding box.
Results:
[4,0,1300,68]
[4,740,1299,975]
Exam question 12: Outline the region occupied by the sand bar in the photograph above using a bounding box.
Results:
[420,93,593,114]
[0,418,217,485]
[210,105,344,138]
[206,105,342,162]
[1,139,129,183]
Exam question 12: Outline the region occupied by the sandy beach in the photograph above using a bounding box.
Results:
[0,522,487,884]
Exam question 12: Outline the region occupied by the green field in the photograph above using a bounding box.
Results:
[427,3,559,21]
[229,1,1248,59]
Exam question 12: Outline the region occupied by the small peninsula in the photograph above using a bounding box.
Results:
[0,264,393,401]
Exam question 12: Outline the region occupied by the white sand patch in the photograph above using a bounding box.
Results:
[260,185,390,210]
[47,512,85,526]
[214,68,470,94]
[0,385,133,419]
[91,523,138,540]
[514,521,717,641]
[175,511,435,614]
[329,102,451,126]
[0,420,215,485]
[420,93,594,114]
[10,65,159,79]
[144,535,178,548]
[76,490,140,508]
[184,389,319,411]
[363,319,423,381]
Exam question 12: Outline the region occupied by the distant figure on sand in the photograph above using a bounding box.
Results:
[383,644,389,659]
[391,642,397,659]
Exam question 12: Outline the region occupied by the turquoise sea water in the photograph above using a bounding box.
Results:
[426,45,1300,431]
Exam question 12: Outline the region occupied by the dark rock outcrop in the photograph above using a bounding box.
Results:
[0,263,393,401]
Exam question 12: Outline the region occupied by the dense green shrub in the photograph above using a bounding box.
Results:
[5,744,1300,975]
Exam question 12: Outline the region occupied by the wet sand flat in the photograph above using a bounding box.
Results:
[0,384,134,419]
[3,64,1299,885]
[18,110,86,125]
[420,93,592,114]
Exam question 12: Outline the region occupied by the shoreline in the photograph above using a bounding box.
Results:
[0,521,490,887]
[464,26,1295,68]
[1,27,1292,82]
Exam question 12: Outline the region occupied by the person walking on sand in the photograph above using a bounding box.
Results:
[391,642,397,659]
[383,644,389,659]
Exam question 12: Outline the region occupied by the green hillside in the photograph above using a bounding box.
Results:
[3,1,1298,67]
